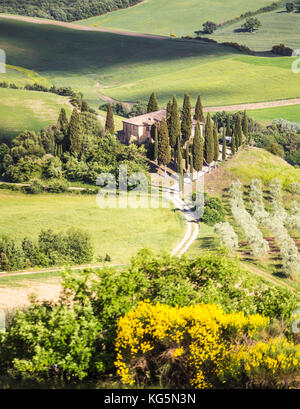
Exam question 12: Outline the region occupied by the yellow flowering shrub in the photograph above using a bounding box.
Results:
[114,301,270,388]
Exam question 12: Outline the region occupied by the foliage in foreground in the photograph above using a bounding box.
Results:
[115,302,300,389]
[0,251,298,387]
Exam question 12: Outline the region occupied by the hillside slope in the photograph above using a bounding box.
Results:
[77,0,272,37]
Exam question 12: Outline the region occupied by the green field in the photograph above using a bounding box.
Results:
[247,104,300,123]
[77,0,271,37]
[206,4,300,51]
[0,87,71,142]
[0,190,185,264]
[0,18,299,111]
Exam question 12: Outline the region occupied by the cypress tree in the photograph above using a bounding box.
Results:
[166,99,172,134]
[213,121,219,162]
[236,113,243,147]
[242,110,248,143]
[57,108,69,152]
[231,129,236,155]
[105,103,115,134]
[181,94,192,146]
[158,118,171,175]
[194,95,205,122]
[68,108,82,157]
[190,153,193,180]
[226,115,232,136]
[204,113,214,165]
[154,126,158,163]
[234,124,239,151]
[147,92,159,113]
[169,95,181,149]
[222,128,227,161]
[177,138,184,191]
[193,121,203,175]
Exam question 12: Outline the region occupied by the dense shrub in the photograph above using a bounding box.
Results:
[272,44,293,56]
[201,196,226,226]
[115,302,300,388]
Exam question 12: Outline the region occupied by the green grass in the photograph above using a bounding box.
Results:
[247,104,300,123]
[0,190,185,264]
[0,87,72,142]
[206,4,300,51]
[0,19,298,111]
[77,0,271,37]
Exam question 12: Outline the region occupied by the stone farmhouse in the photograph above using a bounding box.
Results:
[118,108,204,144]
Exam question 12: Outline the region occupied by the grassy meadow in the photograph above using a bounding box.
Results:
[0,19,298,111]
[0,87,71,142]
[77,0,271,37]
[0,190,185,264]
[206,3,300,51]
[247,104,300,123]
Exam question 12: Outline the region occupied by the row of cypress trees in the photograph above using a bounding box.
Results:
[149,92,248,180]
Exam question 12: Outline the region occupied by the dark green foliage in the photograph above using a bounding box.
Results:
[192,121,203,173]
[177,139,184,191]
[147,92,159,113]
[68,108,82,156]
[201,195,226,226]
[213,121,219,162]
[181,94,192,145]
[271,44,293,56]
[226,115,232,136]
[169,96,181,149]
[194,95,205,123]
[0,0,143,22]
[158,118,171,167]
[204,113,214,165]
[166,99,172,134]
[231,131,236,155]
[105,103,115,135]
[81,100,89,112]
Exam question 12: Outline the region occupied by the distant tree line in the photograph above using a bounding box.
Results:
[0,0,143,22]
[0,228,93,271]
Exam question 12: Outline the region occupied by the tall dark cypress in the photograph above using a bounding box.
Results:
[242,110,248,144]
[68,108,82,157]
[236,113,243,147]
[181,94,192,146]
[166,99,172,134]
[194,95,205,122]
[105,103,115,134]
[226,115,232,136]
[193,121,203,174]
[213,121,219,162]
[154,126,158,163]
[231,129,236,155]
[57,108,69,152]
[158,118,171,174]
[177,138,184,191]
[169,95,181,149]
[147,92,159,113]
[222,128,227,161]
[204,113,214,165]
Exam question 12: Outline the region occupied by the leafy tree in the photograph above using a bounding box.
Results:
[147,92,159,113]
[181,94,192,145]
[166,99,172,134]
[68,109,82,157]
[204,113,214,165]
[286,2,295,12]
[81,100,89,112]
[203,21,217,34]
[158,118,171,173]
[194,95,205,122]
[242,17,261,33]
[193,121,203,174]
[169,96,181,149]
[105,103,115,135]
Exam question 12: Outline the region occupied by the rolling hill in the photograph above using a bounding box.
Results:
[0,18,298,112]
[77,0,272,37]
